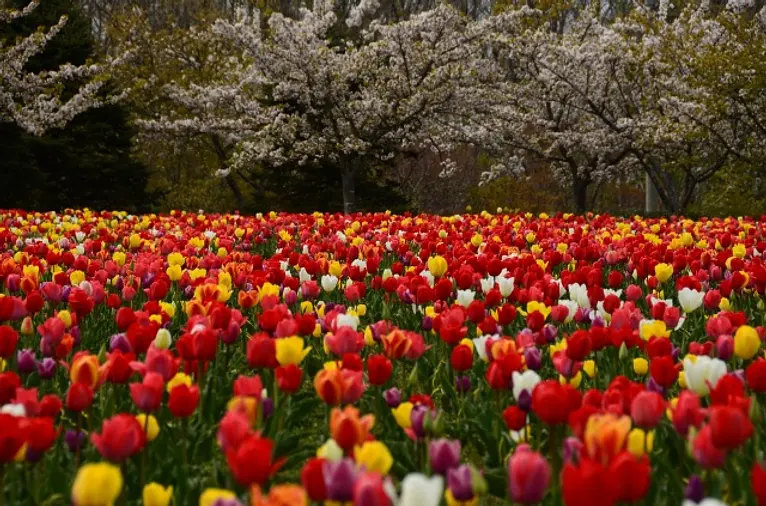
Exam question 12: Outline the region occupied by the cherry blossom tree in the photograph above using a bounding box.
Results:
[1,0,126,135]
[137,0,488,213]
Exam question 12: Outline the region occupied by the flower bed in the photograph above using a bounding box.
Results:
[0,209,765,506]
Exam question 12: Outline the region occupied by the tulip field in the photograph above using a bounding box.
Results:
[2,209,766,506]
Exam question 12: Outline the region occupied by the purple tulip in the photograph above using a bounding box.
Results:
[36,358,56,379]
[109,333,133,353]
[646,377,665,396]
[523,347,542,371]
[518,389,532,412]
[684,474,704,503]
[324,458,358,502]
[455,375,471,393]
[70,325,81,346]
[16,349,36,375]
[262,397,274,418]
[715,335,733,361]
[447,464,474,501]
[509,445,550,504]
[212,499,244,506]
[543,324,557,343]
[562,437,583,464]
[353,471,389,506]
[384,387,402,408]
[429,439,461,475]
[421,315,433,331]
[65,430,87,452]
[410,404,429,438]
[60,285,71,302]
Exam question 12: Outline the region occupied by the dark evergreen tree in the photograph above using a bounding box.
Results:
[0,0,150,212]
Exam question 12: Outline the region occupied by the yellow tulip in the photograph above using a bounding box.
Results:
[71,463,123,506]
[275,336,311,366]
[166,264,183,281]
[734,325,761,360]
[167,373,193,393]
[199,489,236,506]
[654,263,673,283]
[136,414,160,442]
[143,483,173,506]
[627,429,655,458]
[427,256,448,277]
[582,360,596,378]
[392,402,414,429]
[633,358,649,376]
[354,441,394,475]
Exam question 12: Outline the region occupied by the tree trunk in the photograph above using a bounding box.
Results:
[572,177,588,213]
[645,172,661,214]
[341,164,356,214]
[225,173,245,210]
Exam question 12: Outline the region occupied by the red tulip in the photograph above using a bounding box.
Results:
[709,405,753,450]
[503,405,527,431]
[752,462,766,506]
[301,457,327,502]
[0,414,25,462]
[630,391,665,429]
[562,458,613,506]
[22,417,58,453]
[169,385,200,418]
[129,372,164,412]
[366,354,392,386]
[649,356,679,388]
[247,333,278,369]
[276,365,303,393]
[532,380,582,425]
[609,453,651,503]
[65,382,94,412]
[450,344,473,372]
[91,414,146,462]
[226,434,285,486]
[746,359,766,393]
[0,325,19,358]
[566,331,592,361]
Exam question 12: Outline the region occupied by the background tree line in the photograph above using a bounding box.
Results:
[2,0,765,216]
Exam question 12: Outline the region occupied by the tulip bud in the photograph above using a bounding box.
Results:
[20,316,34,335]
[154,328,172,350]
[619,342,628,360]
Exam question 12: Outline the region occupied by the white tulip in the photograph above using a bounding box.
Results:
[316,439,344,462]
[398,474,443,506]
[382,268,393,281]
[456,289,475,307]
[678,288,705,313]
[0,404,26,417]
[496,276,515,297]
[473,334,493,361]
[480,277,495,294]
[512,370,541,402]
[421,270,435,288]
[683,356,727,396]
[568,283,590,309]
[336,313,360,330]
[559,300,579,322]
[321,274,338,292]
[299,267,312,283]
[682,500,729,506]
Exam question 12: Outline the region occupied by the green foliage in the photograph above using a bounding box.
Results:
[0,0,150,212]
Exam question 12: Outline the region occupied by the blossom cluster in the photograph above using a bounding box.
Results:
[0,208,766,506]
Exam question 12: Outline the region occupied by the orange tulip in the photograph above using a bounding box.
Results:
[584,413,632,466]
[313,369,345,405]
[250,485,307,506]
[329,405,375,453]
[70,352,100,388]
